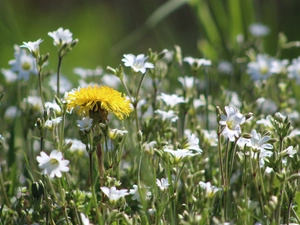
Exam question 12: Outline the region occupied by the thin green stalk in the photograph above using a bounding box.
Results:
[256,153,266,202]
[134,72,147,131]
[37,70,45,110]
[89,152,103,225]
[58,179,71,225]
[276,183,285,224]
[217,128,225,186]
[56,55,63,97]
[0,169,10,207]
[250,156,264,214]
[59,113,65,152]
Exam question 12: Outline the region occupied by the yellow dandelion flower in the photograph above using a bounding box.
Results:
[65,85,132,120]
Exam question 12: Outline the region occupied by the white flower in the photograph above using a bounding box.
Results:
[80,213,90,225]
[122,54,154,74]
[156,178,170,191]
[20,39,43,57]
[219,106,246,142]
[73,67,103,78]
[155,109,178,122]
[256,115,273,128]
[238,129,273,152]
[159,93,185,108]
[249,23,270,37]
[256,98,277,115]
[25,95,44,111]
[77,117,93,131]
[270,59,288,74]
[218,61,233,74]
[247,54,273,81]
[1,68,17,83]
[182,133,203,153]
[4,106,20,119]
[45,117,63,130]
[178,76,195,89]
[36,150,69,178]
[288,57,300,84]
[101,74,121,89]
[45,101,61,115]
[202,130,218,147]
[65,138,87,156]
[164,148,196,163]
[48,27,73,47]
[100,186,129,203]
[184,57,211,69]
[9,45,37,80]
[199,181,221,198]
[109,128,128,140]
[129,184,151,201]
[143,141,157,153]
[281,146,297,158]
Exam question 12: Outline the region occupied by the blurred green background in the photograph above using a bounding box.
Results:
[1,0,300,79]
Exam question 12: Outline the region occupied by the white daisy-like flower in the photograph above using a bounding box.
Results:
[142,141,157,153]
[199,181,221,198]
[202,130,218,147]
[256,115,273,128]
[73,67,103,79]
[80,213,90,225]
[156,178,170,191]
[129,184,151,201]
[164,148,196,163]
[109,128,128,140]
[256,97,277,115]
[4,106,20,119]
[238,129,273,152]
[287,57,300,84]
[25,95,44,111]
[9,45,37,80]
[280,146,297,158]
[155,109,178,122]
[270,59,288,74]
[1,68,17,83]
[48,27,73,47]
[122,54,154,74]
[36,150,69,178]
[178,76,195,89]
[159,93,185,108]
[45,101,61,115]
[182,133,203,153]
[65,138,87,156]
[219,106,246,142]
[100,186,129,203]
[249,23,270,37]
[247,54,273,81]
[20,39,43,57]
[218,61,233,74]
[77,117,93,131]
[45,117,63,130]
[184,57,212,69]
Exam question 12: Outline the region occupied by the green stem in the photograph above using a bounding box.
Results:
[59,179,71,225]
[56,55,63,98]
[89,152,103,225]
[0,169,10,207]
[217,128,225,186]
[37,69,45,110]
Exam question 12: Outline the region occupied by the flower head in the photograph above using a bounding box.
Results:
[156,178,170,191]
[48,27,73,47]
[129,184,151,201]
[164,148,196,163]
[20,39,43,58]
[80,213,90,225]
[159,93,185,108]
[155,109,178,122]
[65,85,132,120]
[184,57,211,70]
[9,45,37,80]
[238,129,273,152]
[288,57,300,84]
[36,150,69,178]
[249,23,270,37]
[77,117,93,131]
[247,54,273,81]
[122,54,154,74]
[199,181,221,198]
[219,106,246,141]
[182,133,203,153]
[100,186,129,203]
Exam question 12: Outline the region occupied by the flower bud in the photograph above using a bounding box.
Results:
[31,180,45,199]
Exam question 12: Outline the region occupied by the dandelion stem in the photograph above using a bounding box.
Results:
[89,152,103,225]
[96,142,105,186]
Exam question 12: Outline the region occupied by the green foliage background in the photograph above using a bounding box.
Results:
[1,0,300,82]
